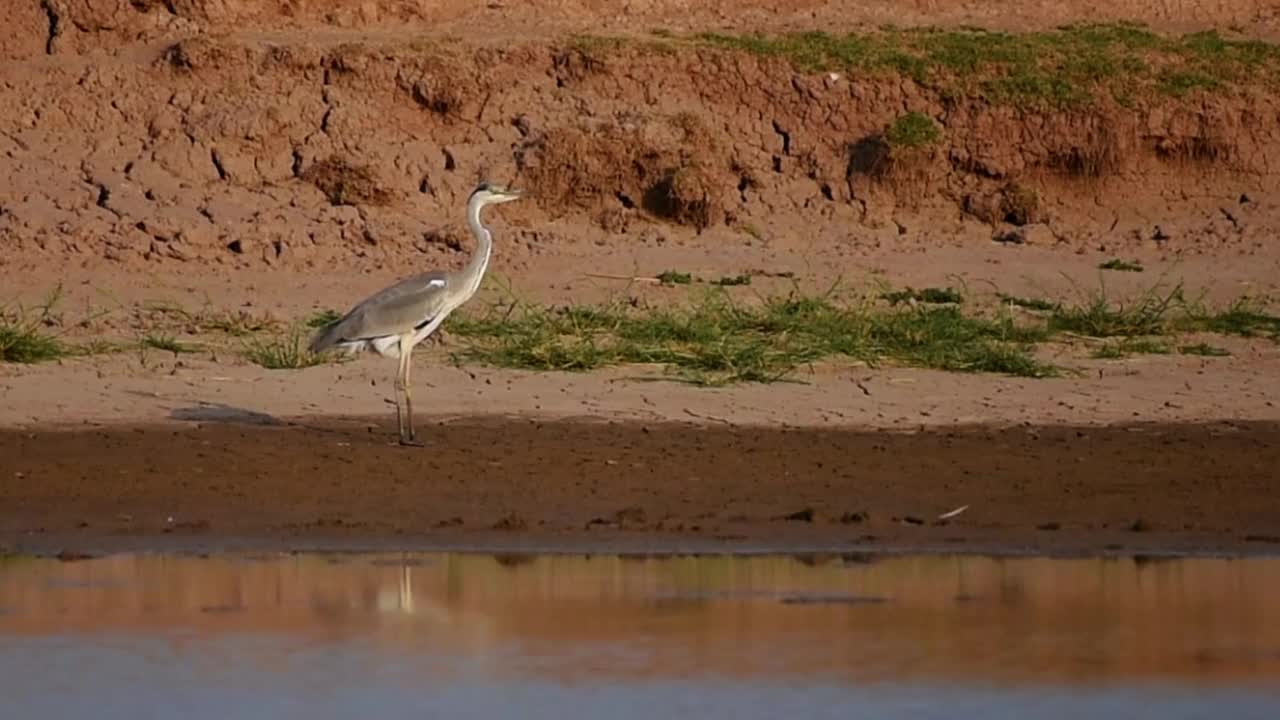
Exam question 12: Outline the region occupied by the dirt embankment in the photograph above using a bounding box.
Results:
[1,1,1278,277]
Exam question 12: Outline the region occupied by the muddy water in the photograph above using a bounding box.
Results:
[1,553,1278,718]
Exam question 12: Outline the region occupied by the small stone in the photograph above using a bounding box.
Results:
[783,508,815,523]
[992,228,1025,245]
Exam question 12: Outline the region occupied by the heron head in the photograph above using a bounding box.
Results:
[472,182,523,205]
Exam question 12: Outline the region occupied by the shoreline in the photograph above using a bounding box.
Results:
[8,530,1280,560]
[4,414,1278,558]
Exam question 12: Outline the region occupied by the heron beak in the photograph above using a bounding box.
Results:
[502,188,524,202]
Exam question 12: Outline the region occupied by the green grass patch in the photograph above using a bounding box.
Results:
[1158,69,1221,96]
[1099,258,1144,272]
[1091,338,1171,359]
[447,290,1055,384]
[1179,342,1230,357]
[710,274,753,287]
[444,279,1279,384]
[881,287,963,306]
[681,24,1280,107]
[243,330,330,370]
[657,270,694,286]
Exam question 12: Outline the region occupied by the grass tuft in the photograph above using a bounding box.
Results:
[71,339,127,357]
[1177,297,1280,339]
[1047,283,1279,346]
[0,317,64,363]
[1091,338,1171,359]
[244,330,330,370]
[1179,342,1231,357]
[1,288,68,363]
[998,293,1059,312]
[884,112,940,148]
[141,334,197,354]
[1047,284,1179,337]
[1099,258,1144,272]
[881,287,963,306]
[710,274,753,287]
[657,270,694,286]
[307,309,343,328]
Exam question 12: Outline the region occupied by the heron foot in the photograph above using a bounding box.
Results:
[397,436,425,448]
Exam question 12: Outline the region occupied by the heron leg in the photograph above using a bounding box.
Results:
[393,350,407,442]
[397,335,423,447]
[404,344,417,441]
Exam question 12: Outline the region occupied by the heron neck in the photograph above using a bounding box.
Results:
[462,196,493,295]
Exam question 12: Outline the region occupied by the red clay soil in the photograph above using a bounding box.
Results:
[3,417,1279,556]
[3,1,1279,278]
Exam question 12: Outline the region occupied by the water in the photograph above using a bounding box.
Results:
[1,552,1278,718]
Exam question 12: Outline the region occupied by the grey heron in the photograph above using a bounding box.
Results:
[309,182,523,446]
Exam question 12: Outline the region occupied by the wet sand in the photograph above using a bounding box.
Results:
[3,417,1279,556]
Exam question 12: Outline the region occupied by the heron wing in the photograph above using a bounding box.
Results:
[309,271,451,352]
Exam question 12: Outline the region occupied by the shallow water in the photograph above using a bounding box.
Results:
[1,552,1278,718]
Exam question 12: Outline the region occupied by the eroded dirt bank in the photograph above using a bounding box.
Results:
[4,1,1280,280]
[3,417,1279,556]
[5,1,1280,378]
